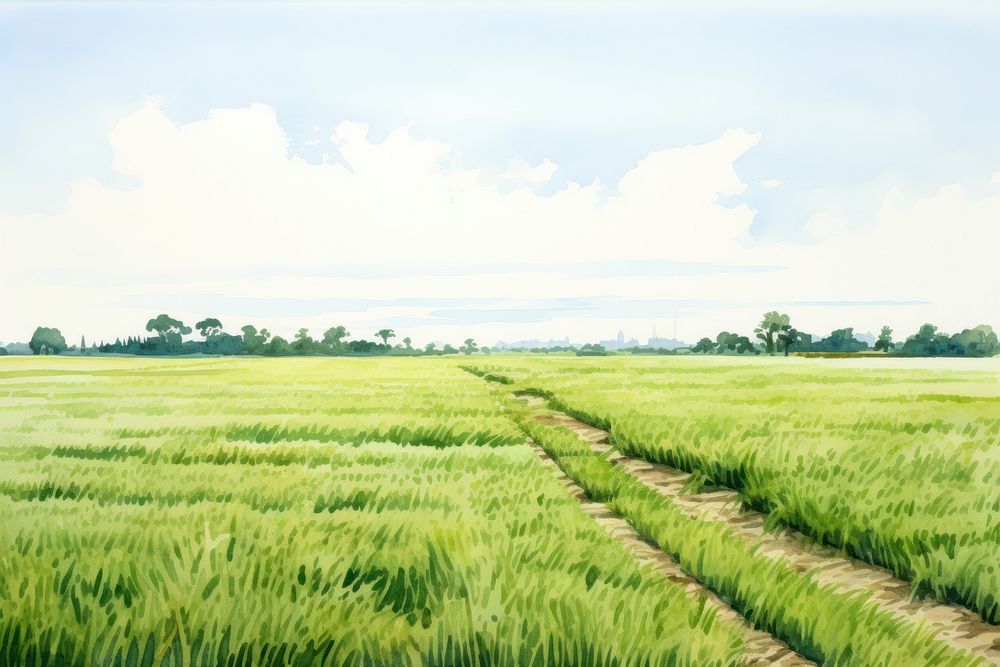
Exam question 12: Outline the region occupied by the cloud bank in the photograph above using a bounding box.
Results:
[1,100,997,345]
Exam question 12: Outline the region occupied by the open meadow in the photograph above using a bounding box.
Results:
[470,355,1000,623]
[2,355,1000,666]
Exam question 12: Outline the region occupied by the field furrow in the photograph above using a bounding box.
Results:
[527,438,813,666]
[469,356,1000,627]
[518,392,1000,664]
[484,375,995,666]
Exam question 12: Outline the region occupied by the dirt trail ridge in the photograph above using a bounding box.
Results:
[522,394,1000,665]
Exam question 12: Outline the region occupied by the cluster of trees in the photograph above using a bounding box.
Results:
[688,312,999,358]
[14,311,1000,359]
[24,315,484,357]
[897,323,1000,357]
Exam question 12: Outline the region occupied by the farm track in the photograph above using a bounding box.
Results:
[527,439,812,666]
[520,394,1000,665]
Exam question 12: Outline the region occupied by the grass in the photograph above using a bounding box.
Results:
[470,355,1000,625]
[0,357,746,667]
[501,394,985,666]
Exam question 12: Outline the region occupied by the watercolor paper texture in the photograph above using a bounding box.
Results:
[1,3,999,666]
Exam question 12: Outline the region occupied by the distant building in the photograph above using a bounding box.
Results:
[646,337,688,350]
[493,336,573,350]
[599,330,640,350]
[854,331,877,346]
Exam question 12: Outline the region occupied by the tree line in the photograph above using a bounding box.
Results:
[20,314,484,357]
[12,311,999,358]
[685,311,999,358]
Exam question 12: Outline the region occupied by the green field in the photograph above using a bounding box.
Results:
[471,356,1000,624]
[0,358,747,667]
[1,356,999,666]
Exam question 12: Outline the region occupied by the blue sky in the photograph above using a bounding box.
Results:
[2,2,999,344]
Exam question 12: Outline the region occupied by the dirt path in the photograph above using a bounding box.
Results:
[523,395,1000,665]
[528,440,812,666]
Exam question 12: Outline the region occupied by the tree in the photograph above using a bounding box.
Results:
[733,335,758,355]
[424,342,437,352]
[29,327,67,355]
[240,325,271,354]
[810,328,868,353]
[266,336,294,356]
[950,325,999,358]
[293,328,315,354]
[145,314,191,352]
[375,329,395,346]
[322,325,349,352]
[900,324,950,357]
[461,338,478,355]
[777,324,800,357]
[874,325,894,352]
[402,336,412,350]
[196,317,224,342]
[347,339,379,354]
[754,311,790,355]
[715,331,738,354]
[691,337,717,354]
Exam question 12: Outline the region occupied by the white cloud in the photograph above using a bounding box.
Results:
[500,157,559,185]
[761,178,783,189]
[803,210,847,240]
[0,100,997,345]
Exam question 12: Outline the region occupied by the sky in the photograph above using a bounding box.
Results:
[2,1,1000,347]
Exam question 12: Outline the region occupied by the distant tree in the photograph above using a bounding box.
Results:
[442,343,458,354]
[810,327,868,353]
[322,325,349,351]
[691,337,717,354]
[481,346,492,355]
[874,325,895,352]
[266,336,294,356]
[0,347,7,356]
[347,339,380,354]
[733,335,758,354]
[240,325,271,354]
[777,324,801,357]
[715,331,738,353]
[900,324,950,357]
[461,338,478,355]
[402,336,413,350]
[211,333,244,355]
[375,329,395,346]
[755,311,790,355]
[196,317,224,342]
[145,314,191,352]
[424,342,437,352]
[293,328,315,354]
[949,325,999,357]
[29,327,68,355]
